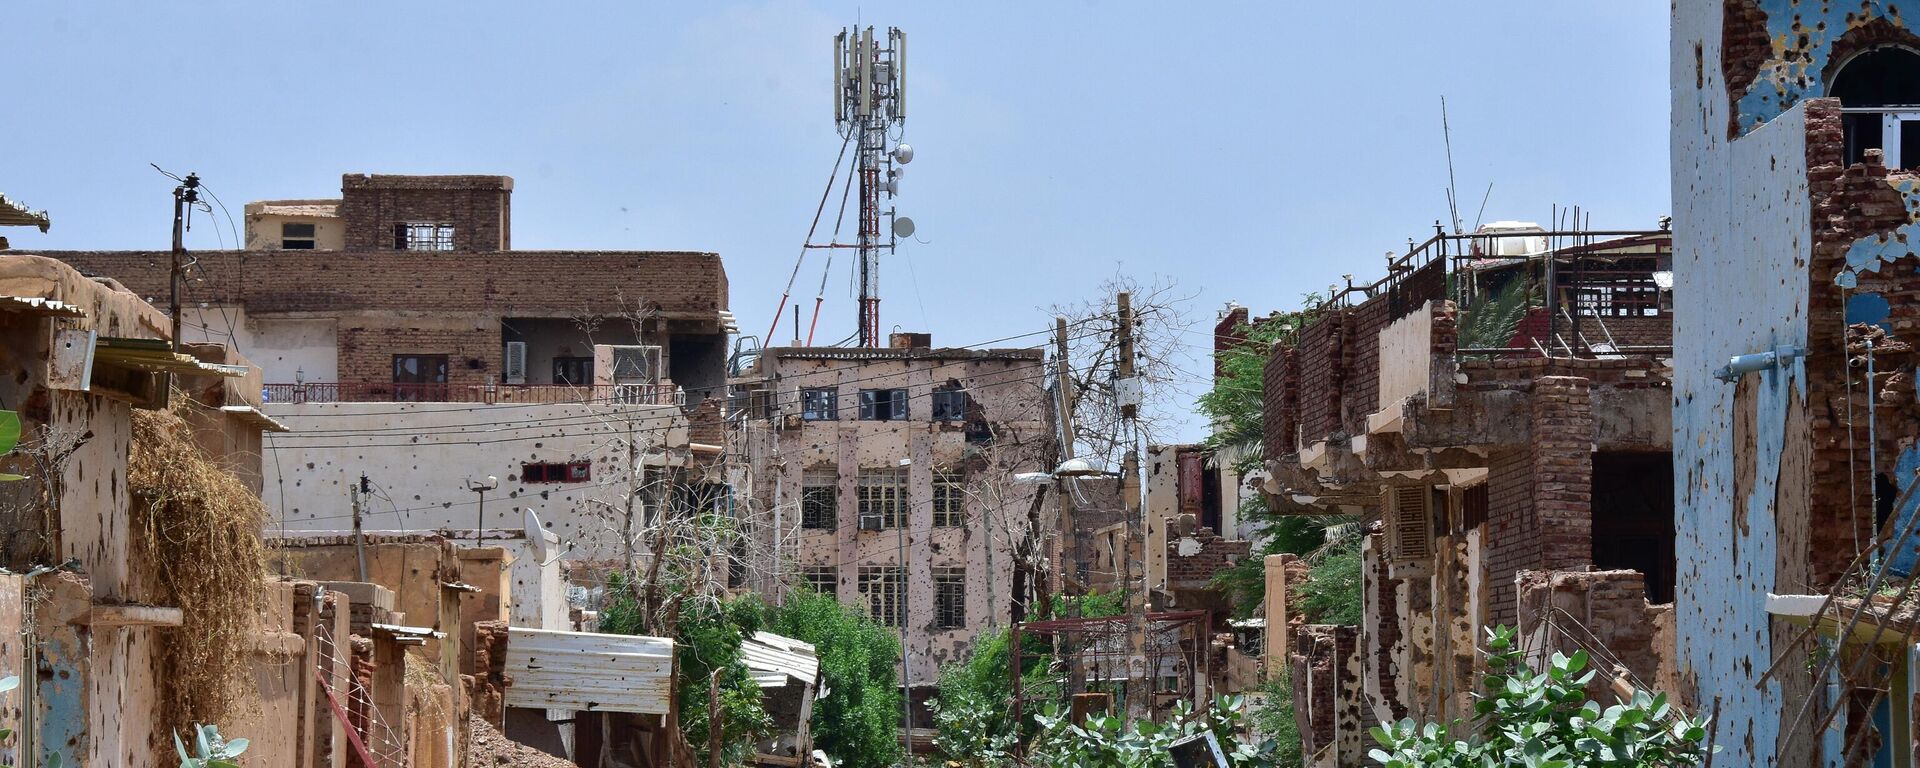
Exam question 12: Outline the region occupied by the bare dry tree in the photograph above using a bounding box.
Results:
[1045,272,1198,469]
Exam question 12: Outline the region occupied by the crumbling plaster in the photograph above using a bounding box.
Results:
[1672,2,1816,762]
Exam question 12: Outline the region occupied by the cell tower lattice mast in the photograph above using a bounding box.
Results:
[835,26,910,347]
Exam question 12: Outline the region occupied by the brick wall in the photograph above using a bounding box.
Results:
[39,249,729,317]
[1296,313,1345,441]
[1344,299,1390,434]
[1532,377,1595,571]
[1484,449,1535,628]
[1516,569,1673,703]
[1482,377,1598,628]
[1804,98,1920,587]
[1164,525,1251,590]
[1214,306,1250,379]
[338,324,499,388]
[1264,343,1297,461]
[340,174,512,251]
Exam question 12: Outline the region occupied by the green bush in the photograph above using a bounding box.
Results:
[764,589,903,768]
[1369,626,1714,768]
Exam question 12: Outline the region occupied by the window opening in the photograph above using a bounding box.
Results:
[932,471,965,527]
[523,460,592,484]
[930,389,970,421]
[858,566,905,627]
[857,468,908,529]
[934,567,966,629]
[553,357,594,387]
[802,470,839,530]
[393,221,456,251]
[801,387,839,420]
[281,221,317,250]
[391,354,449,402]
[859,388,908,421]
[1832,47,1920,167]
[803,566,838,597]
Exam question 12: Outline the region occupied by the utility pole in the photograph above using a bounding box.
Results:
[168,173,201,351]
[1115,291,1149,721]
[1054,316,1076,603]
[352,474,369,582]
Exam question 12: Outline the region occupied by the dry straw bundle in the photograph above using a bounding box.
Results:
[127,401,267,732]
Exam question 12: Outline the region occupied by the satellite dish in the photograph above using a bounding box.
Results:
[892,216,915,238]
[892,144,914,164]
[523,508,549,559]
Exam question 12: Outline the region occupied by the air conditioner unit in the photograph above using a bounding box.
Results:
[858,515,885,532]
[1384,485,1434,562]
[503,341,527,385]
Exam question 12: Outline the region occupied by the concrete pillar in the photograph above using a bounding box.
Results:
[1263,554,1295,680]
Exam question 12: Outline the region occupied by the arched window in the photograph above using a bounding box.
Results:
[1832,46,1920,166]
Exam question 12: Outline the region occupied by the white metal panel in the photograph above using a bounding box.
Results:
[504,627,675,714]
[742,631,820,688]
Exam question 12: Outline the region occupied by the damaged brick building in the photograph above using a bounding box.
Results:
[1674,0,1920,764]
[1259,224,1678,763]
[39,174,735,550]
[726,333,1049,709]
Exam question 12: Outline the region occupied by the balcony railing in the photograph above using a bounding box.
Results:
[263,382,685,406]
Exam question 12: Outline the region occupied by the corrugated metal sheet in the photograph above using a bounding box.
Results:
[0,295,84,318]
[742,631,819,689]
[0,193,49,232]
[504,627,675,714]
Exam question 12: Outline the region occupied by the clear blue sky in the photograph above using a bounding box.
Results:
[4,2,1669,443]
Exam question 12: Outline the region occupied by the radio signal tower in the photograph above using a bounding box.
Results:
[835,26,913,348]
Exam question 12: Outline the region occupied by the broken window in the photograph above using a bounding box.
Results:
[523,460,591,484]
[1832,47,1920,168]
[857,468,907,529]
[934,567,966,629]
[391,354,449,402]
[859,388,908,421]
[932,470,965,527]
[802,566,838,597]
[858,566,905,627]
[1591,451,1676,604]
[801,387,839,420]
[553,357,593,386]
[393,221,456,251]
[281,221,316,250]
[801,470,838,530]
[930,388,969,421]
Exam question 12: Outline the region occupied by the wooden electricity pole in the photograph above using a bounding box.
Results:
[168,173,200,351]
[1054,316,1076,604]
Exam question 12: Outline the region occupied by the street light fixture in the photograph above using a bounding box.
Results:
[468,475,499,545]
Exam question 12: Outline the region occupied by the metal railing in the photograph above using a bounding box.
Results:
[1299,222,1674,359]
[262,382,684,406]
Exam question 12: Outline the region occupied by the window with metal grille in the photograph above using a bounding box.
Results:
[802,566,838,597]
[932,470,965,527]
[858,566,905,627]
[857,468,907,529]
[393,221,455,251]
[281,221,317,250]
[801,387,838,420]
[858,388,908,420]
[930,389,970,421]
[801,471,838,530]
[522,460,591,484]
[934,567,966,630]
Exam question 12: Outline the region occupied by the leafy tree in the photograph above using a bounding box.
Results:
[1249,674,1303,768]
[763,589,903,768]
[1197,309,1364,628]
[599,575,772,766]
[1369,626,1715,767]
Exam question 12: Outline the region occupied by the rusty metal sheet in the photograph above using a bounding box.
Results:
[47,328,94,391]
[503,627,674,714]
